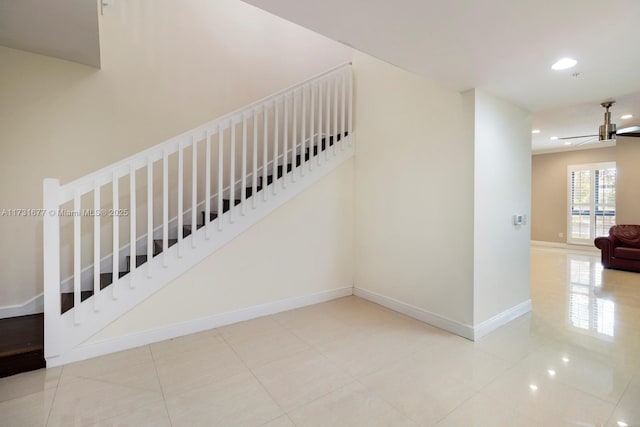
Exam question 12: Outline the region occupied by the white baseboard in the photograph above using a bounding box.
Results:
[46,286,353,367]
[353,287,475,340]
[353,287,532,341]
[472,299,532,340]
[0,293,44,319]
[531,240,598,253]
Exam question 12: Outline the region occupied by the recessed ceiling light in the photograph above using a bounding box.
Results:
[548,369,557,377]
[532,129,541,134]
[552,58,578,70]
[617,421,628,427]
[550,136,559,140]
[529,384,538,391]
[562,357,570,363]
[621,114,633,120]
[564,141,572,146]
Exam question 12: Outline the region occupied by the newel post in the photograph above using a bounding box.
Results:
[43,178,62,360]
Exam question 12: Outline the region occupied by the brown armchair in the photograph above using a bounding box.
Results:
[595,225,640,272]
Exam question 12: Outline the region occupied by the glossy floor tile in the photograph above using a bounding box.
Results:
[0,246,638,426]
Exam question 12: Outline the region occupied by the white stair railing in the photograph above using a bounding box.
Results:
[42,64,353,365]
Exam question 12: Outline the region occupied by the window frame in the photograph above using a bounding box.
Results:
[566,161,616,245]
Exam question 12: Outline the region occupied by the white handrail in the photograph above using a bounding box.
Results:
[56,63,351,203]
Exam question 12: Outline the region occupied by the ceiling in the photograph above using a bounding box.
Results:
[241,0,640,150]
[532,91,640,153]
[0,0,101,68]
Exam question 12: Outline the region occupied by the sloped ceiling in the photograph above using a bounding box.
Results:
[0,0,100,68]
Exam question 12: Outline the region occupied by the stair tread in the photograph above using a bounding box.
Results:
[0,314,44,359]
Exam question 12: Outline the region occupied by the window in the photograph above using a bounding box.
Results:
[567,162,616,244]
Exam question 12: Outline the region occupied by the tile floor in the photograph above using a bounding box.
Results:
[1,246,640,426]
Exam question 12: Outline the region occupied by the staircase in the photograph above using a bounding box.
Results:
[41,64,353,368]
[57,135,347,314]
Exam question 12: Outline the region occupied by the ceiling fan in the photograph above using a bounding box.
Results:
[559,101,640,145]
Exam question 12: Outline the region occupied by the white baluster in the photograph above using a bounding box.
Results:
[252,112,258,209]
[147,158,153,277]
[310,84,315,171]
[326,79,331,161]
[348,68,353,143]
[162,149,168,267]
[318,81,323,166]
[283,95,288,189]
[129,164,136,288]
[93,183,100,312]
[205,131,211,239]
[191,136,198,247]
[73,190,81,325]
[333,76,338,156]
[273,101,279,195]
[218,127,224,231]
[263,107,269,201]
[301,86,306,177]
[230,121,236,223]
[177,141,184,257]
[292,90,298,183]
[112,171,119,299]
[43,178,62,359]
[241,114,247,215]
[341,72,346,150]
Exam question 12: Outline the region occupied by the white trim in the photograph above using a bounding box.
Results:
[532,140,616,155]
[353,287,475,340]
[472,299,532,340]
[46,286,353,367]
[531,240,598,253]
[0,293,44,319]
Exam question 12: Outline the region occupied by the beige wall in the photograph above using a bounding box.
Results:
[615,137,640,224]
[0,0,350,307]
[90,160,354,341]
[472,90,531,325]
[531,147,616,243]
[352,52,475,326]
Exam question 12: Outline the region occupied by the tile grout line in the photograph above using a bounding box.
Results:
[222,314,364,423]
[218,329,290,421]
[44,365,64,426]
[604,373,634,426]
[148,344,175,427]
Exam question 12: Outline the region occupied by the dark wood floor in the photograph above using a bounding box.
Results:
[0,313,45,377]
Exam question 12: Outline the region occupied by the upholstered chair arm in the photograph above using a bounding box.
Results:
[595,236,614,268]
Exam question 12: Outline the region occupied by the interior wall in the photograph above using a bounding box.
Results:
[0,0,350,307]
[352,51,475,327]
[614,137,640,225]
[89,160,354,342]
[530,147,616,243]
[471,90,531,325]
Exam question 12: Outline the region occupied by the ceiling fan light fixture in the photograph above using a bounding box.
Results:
[599,101,617,141]
[552,58,577,70]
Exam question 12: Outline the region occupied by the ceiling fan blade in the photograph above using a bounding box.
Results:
[576,137,599,146]
[559,134,599,140]
[617,126,640,137]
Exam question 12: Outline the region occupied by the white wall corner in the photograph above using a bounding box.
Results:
[0,293,44,319]
[46,286,353,367]
[472,299,531,340]
[353,287,474,340]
